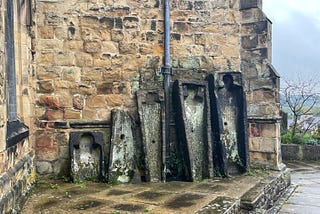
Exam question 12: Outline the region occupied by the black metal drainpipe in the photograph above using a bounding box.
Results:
[161,0,172,182]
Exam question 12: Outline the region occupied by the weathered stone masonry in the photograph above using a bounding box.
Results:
[32,0,281,177]
[0,0,35,213]
[0,0,283,211]
[33,0,243,176]
[240,0,282,169]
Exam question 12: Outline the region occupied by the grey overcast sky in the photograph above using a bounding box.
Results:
[263,0,320,82]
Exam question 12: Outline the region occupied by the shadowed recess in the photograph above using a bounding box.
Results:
[165,193,205,209]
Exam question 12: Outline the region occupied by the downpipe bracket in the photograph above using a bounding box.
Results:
[160,66,173,76]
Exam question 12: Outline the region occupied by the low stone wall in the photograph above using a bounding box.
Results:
[281,144,320,160]
[0,151,35,213]
[240,168,291,213]
[196,168,291,214]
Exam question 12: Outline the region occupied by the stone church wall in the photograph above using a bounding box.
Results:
[0,0,35,213]
[33,0,252,176]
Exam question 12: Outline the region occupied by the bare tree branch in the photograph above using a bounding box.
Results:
[281,76,320,138]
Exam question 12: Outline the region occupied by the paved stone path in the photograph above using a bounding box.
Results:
[21,175,261,213]
[278,161,320,214]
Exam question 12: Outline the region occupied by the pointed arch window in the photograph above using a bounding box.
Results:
[5,0,29,148]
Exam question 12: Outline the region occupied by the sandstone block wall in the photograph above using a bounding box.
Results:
[32,0,282,175]
[33,0,246,175]
[0,0,35,213]
[240,1,282,168]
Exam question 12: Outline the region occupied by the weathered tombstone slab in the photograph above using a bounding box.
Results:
[173,80,212,181]
[206,74,227,177]
[109,109,135,183]
[137,90,163,182]
[215,72,249,175]
[70,131,105,181]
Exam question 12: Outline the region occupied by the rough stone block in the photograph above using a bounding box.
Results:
[80,16,99,28]
[82,108,97,120]
[35,133,59,161]
[45,12,63,26]
[73,95,84,110]
[54,52,75,66]
[93,57,112,67]
[260,123,277,138]
[37,80,54,93]
[53,132,69,146]
[97,82,113,94]
[195,33,206,45]
[251,89,275,103]
[139,43,153,55]
[194,1,206,10]
[99,17,114,29]
[248,123,261,137]
[241,35,258,49]
[36,39,63,51]
[84,40,102,53]
[250,151,275,165]
[86,95,107,108]
[111,29,124,42]
[54,27,68,40]
[221,44,239,58]
[44,109,64,121]
[36,52,54,65]
[78,84,96,95]
[173,21,189,33]
[36,66,61,80]
[64,109,81,120]
[249,137,261,151]
[260,138,277,153]
[63,40,83,51]
[81,27,103,41]
[37,95,60,109]
[81,68,102,81]
[37,26,54,39]
[97,109,112,121]
[241,21,268,35]
[105,94,124,107]
[75,52,93,67]
[61,67,81,82]
[36,161,53,174]
[119,42,137,54]
[179,56,200,69]
[55,81,78,95]
[239,0,262,10]
[101,41,119,54]
[123,16,139,29]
